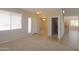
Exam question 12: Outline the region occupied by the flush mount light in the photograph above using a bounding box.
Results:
[42,18,46,21]
[36,11,40,15]
[63,10,65,14]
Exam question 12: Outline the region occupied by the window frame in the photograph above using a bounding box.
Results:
[0,10,22,31]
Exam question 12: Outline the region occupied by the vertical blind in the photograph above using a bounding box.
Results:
[0,10,22,31]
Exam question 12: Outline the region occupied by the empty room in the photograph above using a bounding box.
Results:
[0,8,79,51]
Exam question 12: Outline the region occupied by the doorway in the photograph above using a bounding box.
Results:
[64,16,79,34]
[52,17,58,35]
[39,18,48,35]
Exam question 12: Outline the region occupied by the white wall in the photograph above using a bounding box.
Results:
[58,15,64,39]
[48,17,52,36]
[0,8,39,43]
[31,16,40,34]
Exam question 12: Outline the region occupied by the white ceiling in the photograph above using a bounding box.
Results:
[21,8,79,17]
[21,8,62,18]
[64,8,79,16]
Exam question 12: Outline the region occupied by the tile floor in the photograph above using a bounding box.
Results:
[0,30,78,51]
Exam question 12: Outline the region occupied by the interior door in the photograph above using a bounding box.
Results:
[52,17,58,35]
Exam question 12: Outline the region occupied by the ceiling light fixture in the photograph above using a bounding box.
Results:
[36,11,40,15]
[42,18,46,21]
[63,10,65,14]
[62,8,65,14]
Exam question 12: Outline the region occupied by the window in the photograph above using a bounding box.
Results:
[0,10,22,31]
[11,12,22,29]
[28,17,32,33]
[70,20,79,26]
[0,10,10,31]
